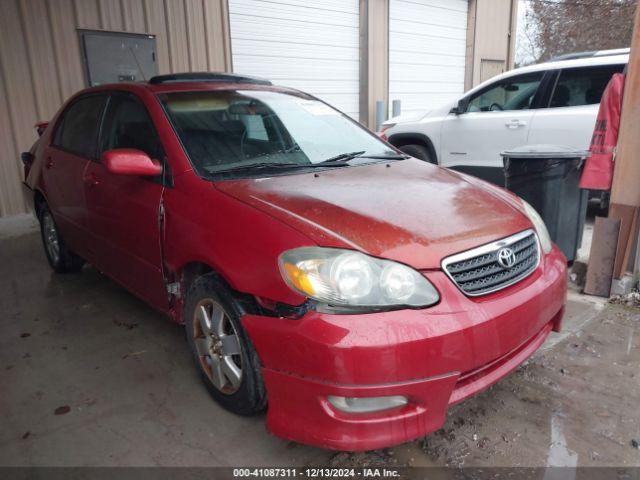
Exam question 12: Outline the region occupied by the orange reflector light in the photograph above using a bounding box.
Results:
[283,262,315,296]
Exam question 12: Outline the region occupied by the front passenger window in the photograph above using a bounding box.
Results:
[100,95,164,160]
[466,72,544,113]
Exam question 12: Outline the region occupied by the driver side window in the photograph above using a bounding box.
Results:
[466,72,544,113]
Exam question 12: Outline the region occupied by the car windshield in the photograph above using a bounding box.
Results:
[159,89,397,177]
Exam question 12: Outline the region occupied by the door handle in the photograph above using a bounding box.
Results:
[505,119,526,129]
[45,157,54,169]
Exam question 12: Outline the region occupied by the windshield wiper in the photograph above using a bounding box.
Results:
[213,161,345,175]
[317,150,408,165]
[212,151,409,175]
[316,151,366,165]
[358,152,409,160]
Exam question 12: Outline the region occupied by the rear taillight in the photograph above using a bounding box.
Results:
[35,121,49,137]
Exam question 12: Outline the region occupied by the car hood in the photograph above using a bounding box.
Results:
[384,101,457,127]
[214,159,532,269]
[384,111,428,125]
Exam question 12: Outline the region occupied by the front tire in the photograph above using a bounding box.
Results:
[398,144,435,164]
[184,274,266,415]
[38,204,85,273]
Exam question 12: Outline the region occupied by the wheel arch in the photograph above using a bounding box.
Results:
[172,261,261,324]
[180,262,268,415]
[387,132,438,164]
[33,189,47,219]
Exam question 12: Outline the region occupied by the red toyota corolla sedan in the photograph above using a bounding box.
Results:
[22,73,567,451]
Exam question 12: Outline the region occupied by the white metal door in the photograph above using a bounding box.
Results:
[228,0,360,119]
[527,104,598,151]
[389,0,468,117]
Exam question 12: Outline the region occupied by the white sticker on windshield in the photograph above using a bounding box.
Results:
[296,100,339,116]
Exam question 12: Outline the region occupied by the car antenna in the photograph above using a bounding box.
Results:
[128,46,147,82]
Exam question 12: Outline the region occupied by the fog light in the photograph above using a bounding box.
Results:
[327,395,408,413]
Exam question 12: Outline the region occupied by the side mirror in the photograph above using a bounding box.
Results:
[101,149,162,177]
[450,99,468,115]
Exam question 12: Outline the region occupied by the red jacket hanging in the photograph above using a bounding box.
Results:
[579,72,625,191]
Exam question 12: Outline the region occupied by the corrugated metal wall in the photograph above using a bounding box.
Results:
[0,0,231,217]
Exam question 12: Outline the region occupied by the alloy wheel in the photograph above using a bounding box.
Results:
[192,298,243,394]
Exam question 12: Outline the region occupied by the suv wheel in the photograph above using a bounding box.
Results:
[184,274,266,415]
[38,204,85,273]
[398,144,435,164]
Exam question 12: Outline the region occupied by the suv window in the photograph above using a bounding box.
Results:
[100,94,164,160]
[52,94,107,158]
[549,65,625,108]
[466,72,544,113]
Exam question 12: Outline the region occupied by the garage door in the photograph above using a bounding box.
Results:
[228,0,360,119]
[389,0,468,117]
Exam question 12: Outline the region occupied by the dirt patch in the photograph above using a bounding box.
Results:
[54,405,70,415]
[609,290,640,308]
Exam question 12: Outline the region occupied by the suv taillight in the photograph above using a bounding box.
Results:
[376,123,395,141]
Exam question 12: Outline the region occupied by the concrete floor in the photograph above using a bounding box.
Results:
[1,216,638,467]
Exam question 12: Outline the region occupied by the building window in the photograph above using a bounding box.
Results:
[79,30,158,86]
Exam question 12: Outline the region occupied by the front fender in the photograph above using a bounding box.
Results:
[163,172,316,309]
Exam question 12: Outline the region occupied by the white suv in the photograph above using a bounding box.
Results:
[380,49,628,187]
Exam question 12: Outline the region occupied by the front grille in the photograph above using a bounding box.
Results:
[442,230,539,296]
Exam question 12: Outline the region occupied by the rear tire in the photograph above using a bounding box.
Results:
[398,144,435,164]
[38,203,85,274]
[184,273,266,416]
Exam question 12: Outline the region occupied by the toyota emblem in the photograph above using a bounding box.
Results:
[497,247,516,269]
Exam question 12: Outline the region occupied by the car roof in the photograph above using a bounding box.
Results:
[144,81,304,95]
[74,77,307,98]
[466,49,628,97]
[513,53,628,75]
[549,47,630,61]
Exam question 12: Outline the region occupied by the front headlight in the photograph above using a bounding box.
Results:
[279,247,439,311]
[522,200,552,254]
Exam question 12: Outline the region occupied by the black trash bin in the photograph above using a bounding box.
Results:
[500,145,589,263]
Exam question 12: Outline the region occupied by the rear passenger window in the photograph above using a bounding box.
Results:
[99,95,164,160]
[549,65,624,108]
[52,95,107,158]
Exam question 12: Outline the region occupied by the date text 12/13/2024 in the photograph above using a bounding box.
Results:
[233,468,401,478]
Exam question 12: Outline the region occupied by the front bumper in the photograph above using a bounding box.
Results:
[241,247,567,451]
